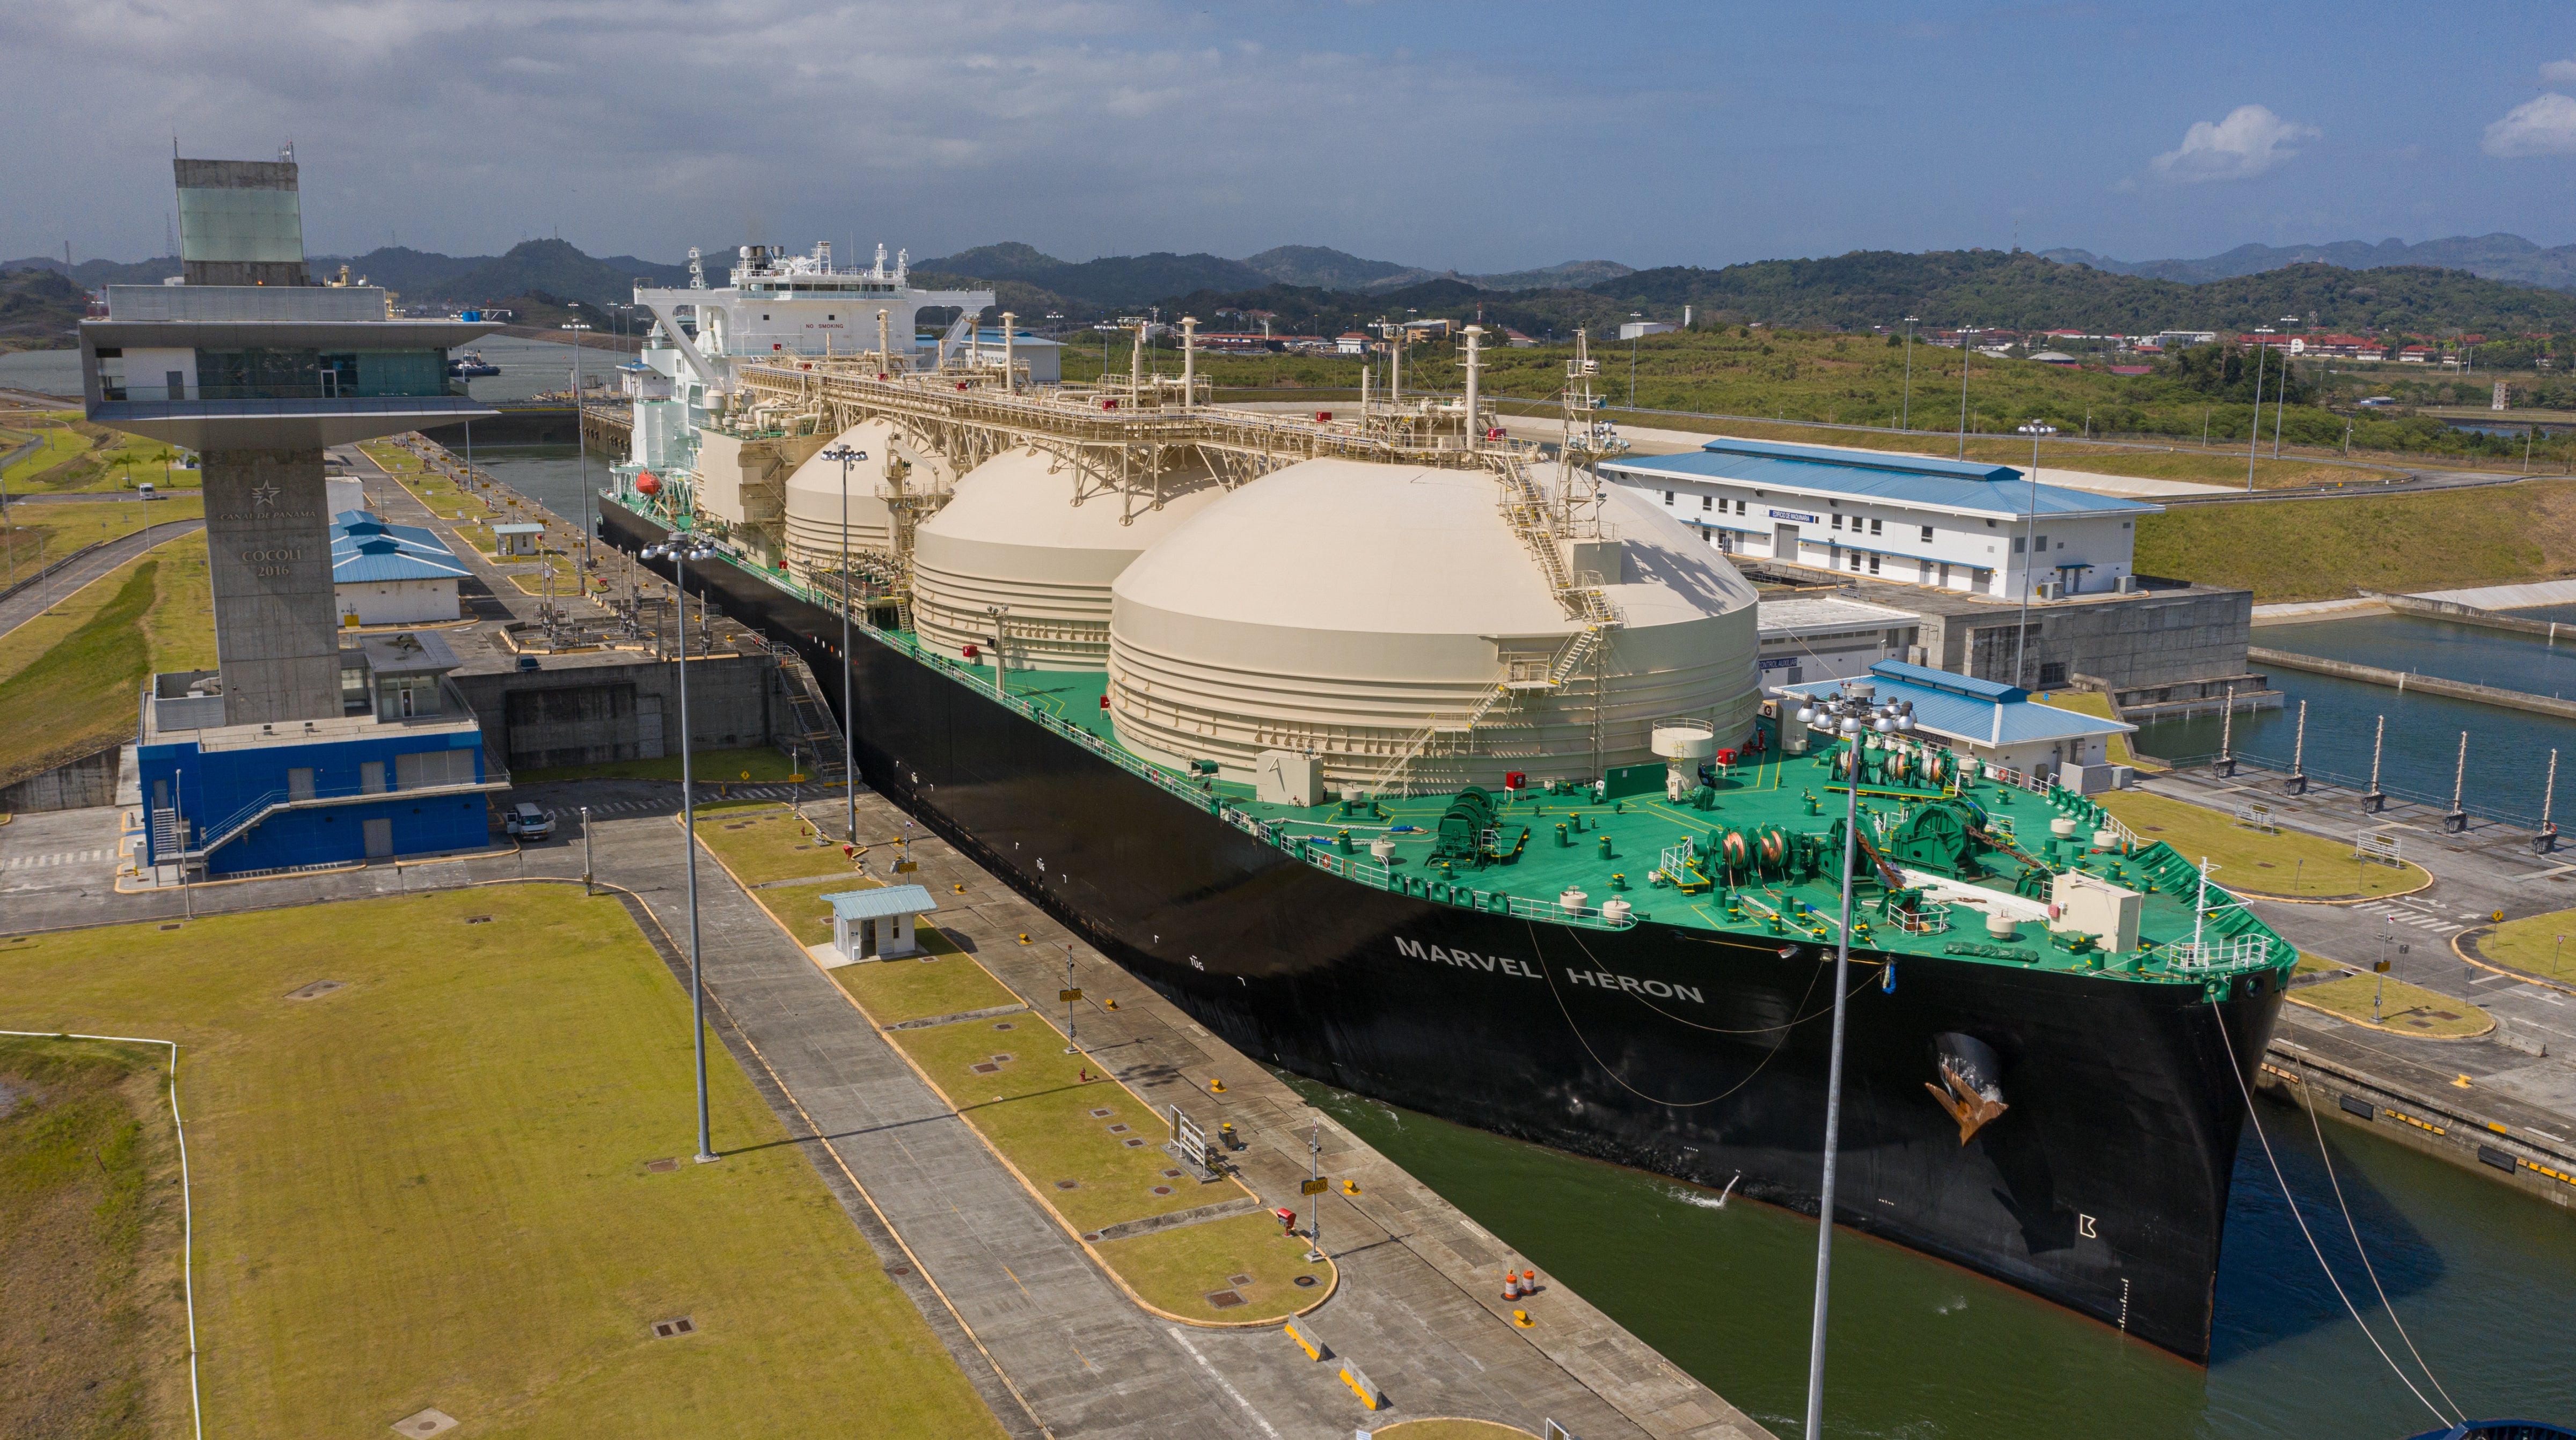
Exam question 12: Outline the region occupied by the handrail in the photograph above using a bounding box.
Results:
[174,763,511,862]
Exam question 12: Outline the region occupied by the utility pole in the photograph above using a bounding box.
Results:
[2245,329,2272,491]
[820,441,869,842]
[562,319,595,576]
[1900,316,1918,432]
[645,534,720,1166]
[1956,330,1977,459]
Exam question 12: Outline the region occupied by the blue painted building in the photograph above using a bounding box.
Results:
[138,633,504,875]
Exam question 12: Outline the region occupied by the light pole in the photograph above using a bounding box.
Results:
[644,532,720,1165]
[2014,422,2057,685]
[1956,329,1979,458]
[2273,315,2300,459]
[1789,682,1913,1440]
[2245,327,2273,491]
[819,442,870,843]
[1900,316,1918,431]
[562,319,596,575]
[1629,313,1643,408]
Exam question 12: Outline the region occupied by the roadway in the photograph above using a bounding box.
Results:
[0,515,205,640]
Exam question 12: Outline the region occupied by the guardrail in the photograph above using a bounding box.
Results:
[172,762,513,864]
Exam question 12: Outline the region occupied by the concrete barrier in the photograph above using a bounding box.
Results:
[2259,1047,2576,1210]
[2363,589,2571,640]
[1338,1359,1383,1410]
[2248,646,2576,721]
[1283,1317,1329,1362]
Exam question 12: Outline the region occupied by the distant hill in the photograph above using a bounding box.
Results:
[0,268,89,352]
[1593,250,2576,336]
[414,240,693,308]
[1240,245,1417,291]
[2042,233,2576,293]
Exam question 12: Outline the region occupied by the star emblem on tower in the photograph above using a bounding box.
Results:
[250,481,281,510]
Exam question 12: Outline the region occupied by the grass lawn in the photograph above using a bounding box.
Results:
[2,417,92,484]
[516,745,804,786]
[834,950,1018,1023]
[0,886,1006,1438]
[2,495,205,576]
[0,534,216,788]
[885,1013,1326,1320]
[692,802,867,886]
[359,440,425,473]
[2475,909,2576,986]
[1093,1211,1331,1324]
[1366,1422,1541,1440]
[2135,478,2576,601]
[2090,789,2431,899]
[2288,966,2492,1037]
[2032,692,2163,772]
[0,1035,192,1436]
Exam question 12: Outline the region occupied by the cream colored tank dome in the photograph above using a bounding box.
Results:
[913,445,1224,671]
[781,417,953,575]
[1109,457,1760,793]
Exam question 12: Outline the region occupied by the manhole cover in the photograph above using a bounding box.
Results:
[1150,1185,1174,1196]
[1089,1108,1114,1118]
[1293,1274,1319,1288]
[2434,1010,2462,1019]
[160,923,183,932]
[286,980,346,1001]
[464,916,491,924]
[392,1408,458,1436]
[1205,1289,1245,1309]
[1055,1179,1080,1190]
[1228,1273,1254,1287]
[885,1263,913,1276]
[1124,1138,1146,1148]
[991,1053,1014,1062]
[993,1022,1015,1031]
[650,1316,697,1338]
[971,1063,1001,1075]
[1161,1169,1183,1179]
[1107,1123,1129,1133]
[645,1158,678,1173]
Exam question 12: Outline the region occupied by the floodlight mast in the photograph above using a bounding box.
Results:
[646,535,721,1164]
[819,442,870,843]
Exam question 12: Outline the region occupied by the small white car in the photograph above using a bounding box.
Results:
[503,803,554,840]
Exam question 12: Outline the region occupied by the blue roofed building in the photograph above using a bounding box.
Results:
[1603,436,2159,600]
[1776,659,2135,785]
[331,509,471,625]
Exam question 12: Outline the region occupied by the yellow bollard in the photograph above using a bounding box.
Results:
[1512,1309,1533,1328]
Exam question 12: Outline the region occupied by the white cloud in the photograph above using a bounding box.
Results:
[2483,93,2576,157]
[2543,59,2576,84]
[2149,105,2319,182]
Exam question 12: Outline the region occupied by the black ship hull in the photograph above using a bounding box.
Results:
[604,497,2280,1361]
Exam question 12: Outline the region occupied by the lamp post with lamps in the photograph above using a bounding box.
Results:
[1790,681,1915,1440]
[643,532,721,1165]
[1900,316,1918,431]
[2245,327,2273,491]
[2014,422,2057,686]
[818,441,869,843]
[562,319,596,575]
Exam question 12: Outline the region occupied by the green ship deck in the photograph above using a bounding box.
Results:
[879,628,2291,998]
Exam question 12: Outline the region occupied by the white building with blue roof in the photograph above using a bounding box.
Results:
[331,508,471,626]
[1777,659,2136,785]
[1603,437,2160,600]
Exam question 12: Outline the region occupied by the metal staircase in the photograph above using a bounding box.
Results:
[768,641,848,780]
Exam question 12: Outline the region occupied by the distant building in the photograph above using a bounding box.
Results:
[1502,328,1539,348]
[331,509,469,626]
[2155,330,2219,350]
[1777,661,2136,783]
[1756,595,1923,686]
[1336,332,1368,356]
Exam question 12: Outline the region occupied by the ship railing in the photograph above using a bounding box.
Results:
[1889,900,1952,935]
[1286,832,1641,930]
[2158,934,2278,975]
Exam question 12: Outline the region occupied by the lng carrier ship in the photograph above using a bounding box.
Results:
[590,241,2295,1361]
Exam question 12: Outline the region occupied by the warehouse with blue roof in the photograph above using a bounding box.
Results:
[1603,437,2160,599]
[331,508,471,626]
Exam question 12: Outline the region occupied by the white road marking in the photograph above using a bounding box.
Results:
[2472,974,2512,986]
[1163,1326,1283,1440]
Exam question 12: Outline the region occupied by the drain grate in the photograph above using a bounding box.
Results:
[645,1158,678,1173]
[990,1053,1014,1062]
[971,1062,1001,1075]
[1055,1179,1080,1190]
[650,1316,697,1338]
[1150,1185,1174,1196]
[392,1407,459,1436]
[1228,1273,1254,1287]
[160,923,183,932]
[286,980,346,1001]
[1124,1138,1146,1148]
[1089,1108,1114,1118]
[464,916,492,924]
[1161,1169,1183,1179]
[1205,1290,1245,1309]
[992,1021,1015,1031]
[1107,1123,1129,1134]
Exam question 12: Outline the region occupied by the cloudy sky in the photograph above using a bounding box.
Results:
[9,1,2576,271]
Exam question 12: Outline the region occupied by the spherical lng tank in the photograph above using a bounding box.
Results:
[781,417,953,575]
[912,445,1225,670]
[1108,457,1760,792]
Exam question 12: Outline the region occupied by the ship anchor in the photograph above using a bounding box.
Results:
[1925,1032,2010,1144]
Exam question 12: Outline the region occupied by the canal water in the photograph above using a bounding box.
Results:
[470,446,600,527]
[1288,1074,2576,1439]
[2133,614,2576,824]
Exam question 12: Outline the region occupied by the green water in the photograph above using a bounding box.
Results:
[1287,1074,2576,1438]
